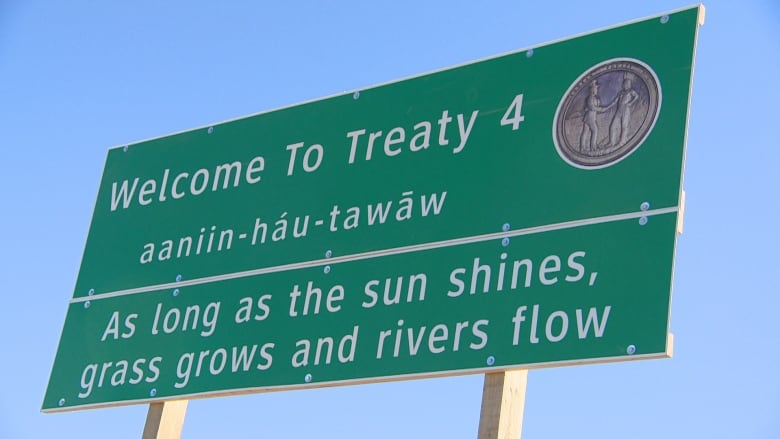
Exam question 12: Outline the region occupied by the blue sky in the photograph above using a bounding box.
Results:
[1,1,778,438]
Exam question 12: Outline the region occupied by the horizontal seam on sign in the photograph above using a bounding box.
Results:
[71,206,678,304]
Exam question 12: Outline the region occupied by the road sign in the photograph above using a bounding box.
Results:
[44,6,701,412]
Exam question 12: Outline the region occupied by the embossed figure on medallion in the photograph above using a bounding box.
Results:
[579,80,615,152]
[608,72,641,148]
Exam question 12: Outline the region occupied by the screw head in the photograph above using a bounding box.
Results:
[323,265,331,274]
[150,388,157,397]
[353,91,360,99]
[207,126,214,134]
[639,216,648,226]
[486,356,496,366]
[640,201,650,211]
[84,301,91,309]
[526,49,534,58]
[175,274,182,282]
[626,345,637,355]
[123,145,129,152]
[304,373,313,383]
[88,288,95,296]
[660,15,670,24]
[501,237,510,247]
[172,289,180,297]
[58,398,65,407]
[502,223,511,232]
[325,250,332,258]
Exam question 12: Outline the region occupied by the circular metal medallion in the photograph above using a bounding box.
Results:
[553,58,661,169]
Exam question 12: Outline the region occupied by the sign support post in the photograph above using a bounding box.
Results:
[477,370,528,439]
[142,400,188,439]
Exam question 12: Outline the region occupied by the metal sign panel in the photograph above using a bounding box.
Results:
[44,6,701,412]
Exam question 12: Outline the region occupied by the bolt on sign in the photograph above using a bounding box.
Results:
[43,6,702,412]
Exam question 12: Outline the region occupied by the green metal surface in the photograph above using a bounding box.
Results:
[44,6,699,411]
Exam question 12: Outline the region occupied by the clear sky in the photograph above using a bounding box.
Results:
[1,1,778,438]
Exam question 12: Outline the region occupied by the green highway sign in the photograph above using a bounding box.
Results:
[44,6,701,411]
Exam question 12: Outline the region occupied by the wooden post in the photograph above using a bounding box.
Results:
[142,400,189,439]
[477,370,528,439]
